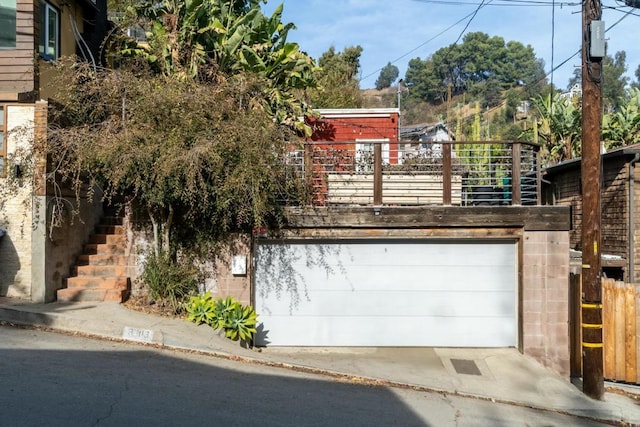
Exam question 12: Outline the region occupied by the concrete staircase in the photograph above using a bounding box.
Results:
[57,216,130,303]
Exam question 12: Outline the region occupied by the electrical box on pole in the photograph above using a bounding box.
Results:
[590,21,605,58]
[624,0,640,8]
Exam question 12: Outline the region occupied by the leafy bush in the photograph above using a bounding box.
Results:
[185,293,258,342]
[141,251,199,313]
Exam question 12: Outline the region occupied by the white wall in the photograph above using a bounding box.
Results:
[0,105,35,298]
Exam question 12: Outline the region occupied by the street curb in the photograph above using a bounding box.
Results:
[0,312,631,427]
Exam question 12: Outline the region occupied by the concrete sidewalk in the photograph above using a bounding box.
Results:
[0,298,638,425]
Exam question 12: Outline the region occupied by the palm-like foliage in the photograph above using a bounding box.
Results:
[602,87,640,149]
[529,93,582,166]
[129,0,316,134]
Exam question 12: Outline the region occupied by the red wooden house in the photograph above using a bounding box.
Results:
[306,108,400,165]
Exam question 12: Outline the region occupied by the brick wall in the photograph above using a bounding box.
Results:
[201,234,251,306]
[522,230,570,376]
[126,215,252,306]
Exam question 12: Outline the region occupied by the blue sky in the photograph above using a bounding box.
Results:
[262,0,640,90]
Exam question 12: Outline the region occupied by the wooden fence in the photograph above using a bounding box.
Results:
[570,275,640,384]
[326,173,463,206]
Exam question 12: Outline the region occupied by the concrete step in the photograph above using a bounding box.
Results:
[101,216,123,226]
[61,214,129,303]
[57,288,130,303]
[95,224,125,235]
[83,243,126,256]
[88,234,125,245]
[76,254,128,266]
[65,276,129,290]
[72,265,128,277]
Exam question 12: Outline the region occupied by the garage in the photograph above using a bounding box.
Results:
[254,239,517,347]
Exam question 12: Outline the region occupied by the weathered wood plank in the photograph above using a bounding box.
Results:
[614,281,626,381]
[0,50,33,59]
[0,65,34,74]
[272,227,522,240]
[636,284,640,383]
[327,173,464,206]
[603,278,616,380]
[626,283,637,382]
[284,206,571,231]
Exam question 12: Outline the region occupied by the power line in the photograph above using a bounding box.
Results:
[454,0,489,44]
[413,0,580,6]
[360,0,637,85]
[359,3,493,82]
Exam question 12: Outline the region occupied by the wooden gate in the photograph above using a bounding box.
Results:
[570,276,640,384]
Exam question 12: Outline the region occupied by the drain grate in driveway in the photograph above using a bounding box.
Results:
[450,359,482,376]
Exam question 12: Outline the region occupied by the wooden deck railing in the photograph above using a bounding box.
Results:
[291,140,541,207]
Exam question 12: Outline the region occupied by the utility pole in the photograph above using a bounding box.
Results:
[581,0,604,400]
[397,79,405,125]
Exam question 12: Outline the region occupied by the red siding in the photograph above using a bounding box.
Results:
[307,114,399,142]
[306,112,400,165]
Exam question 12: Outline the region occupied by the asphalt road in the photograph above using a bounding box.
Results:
[0,325,610,427]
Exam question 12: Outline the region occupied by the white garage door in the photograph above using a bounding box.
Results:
[254,239,517,347]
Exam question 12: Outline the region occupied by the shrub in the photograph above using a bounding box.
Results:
[141,251,199,313]
[185,291,215,325]
[185,293,258,342]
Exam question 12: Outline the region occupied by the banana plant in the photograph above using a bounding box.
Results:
[129,0,316,133]
[603,87,640,149]
[528,93,581,166]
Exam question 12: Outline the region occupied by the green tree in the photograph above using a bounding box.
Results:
[528,93,581,165]
[375,62,399,90]
[404,56,447,104]
[568,50,629,112]
[404,32,544,104]
[602,87,640,149]
[308,45,364,108]
[46,61,303,257]
[118,0,316,134]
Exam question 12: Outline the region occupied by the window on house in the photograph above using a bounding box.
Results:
[355,139,390,173]
[0,0,16,48]
[39,2,59,60]
[0,106,5,176]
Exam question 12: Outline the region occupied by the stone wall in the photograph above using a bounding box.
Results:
[0,185,32,297]
[522,230,571,377]
[0,104,34,298]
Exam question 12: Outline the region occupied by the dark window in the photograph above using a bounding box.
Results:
[0,0,16,48]
[39,2,59,60]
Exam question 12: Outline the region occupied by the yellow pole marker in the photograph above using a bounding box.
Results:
[582,323,603,329]
[582,342,604,348]
[581,303,603,309]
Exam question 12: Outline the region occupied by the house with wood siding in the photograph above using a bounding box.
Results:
[0,0,108,302]
[542,144,640,281]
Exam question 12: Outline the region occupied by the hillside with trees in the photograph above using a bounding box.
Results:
[364,32,640,167]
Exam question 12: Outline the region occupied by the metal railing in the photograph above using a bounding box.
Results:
[285,140,541,207]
